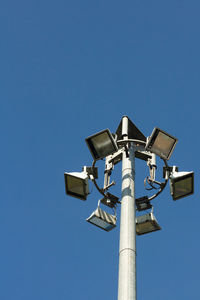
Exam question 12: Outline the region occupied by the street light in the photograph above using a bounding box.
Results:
[146,127,178,160]
[136,212,161,235]
[87,207,116,231]
[170,170,194,200]
[64,116,194,300]
[85,129,118,160]
[64,171,89,200]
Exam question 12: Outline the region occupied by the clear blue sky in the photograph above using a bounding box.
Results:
[1,0,199,299]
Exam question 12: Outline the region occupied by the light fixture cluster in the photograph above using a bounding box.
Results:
[64,117,194,234]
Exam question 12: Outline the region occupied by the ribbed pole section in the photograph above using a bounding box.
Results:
[118,116,136,300]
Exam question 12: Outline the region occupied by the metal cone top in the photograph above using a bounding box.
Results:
[116,116,146,142]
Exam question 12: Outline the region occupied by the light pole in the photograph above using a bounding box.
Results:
[118,116,136,300]
[64,116,194,300]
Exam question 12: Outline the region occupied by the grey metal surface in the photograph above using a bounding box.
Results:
[118,116,137,300]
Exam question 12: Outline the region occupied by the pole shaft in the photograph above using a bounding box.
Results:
[118,140,136,299]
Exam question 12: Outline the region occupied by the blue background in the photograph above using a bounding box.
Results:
[1,1,199,299]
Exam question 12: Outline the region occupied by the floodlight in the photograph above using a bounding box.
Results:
[136,196,152,212]
[101,192,119,208]
[64,171,89,200]
[170,171,194,200]
[87,207,116,231]
[85,129,118,160]
[146,127,177,160]
[136,212,161,235]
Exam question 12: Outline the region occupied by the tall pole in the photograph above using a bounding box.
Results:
[118,116,137,300]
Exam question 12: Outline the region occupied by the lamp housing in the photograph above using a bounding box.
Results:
[85,129,118,160]
[64,171,89,200]
[146,127,177,160]
[86,207,116,231]
[100,192,119,208]
[136,196,152,212]
[170,171,194,200]
[136,212,161,235]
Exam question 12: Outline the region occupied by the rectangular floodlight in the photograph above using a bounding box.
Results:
[85,129,118,160]
[146,127,177,160]
[87,207,116,231]
[64,171,89,200]
[136,196,152,212]
[136,212,161,235]
[170,171,194,200]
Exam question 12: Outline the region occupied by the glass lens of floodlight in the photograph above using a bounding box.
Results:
[65,174,86,199]
[86,130,117,160]
[151,131,176,159]
[136,213,161,235]
[136,222,157,235]
[89,216,114,231]
[173,176,193,200]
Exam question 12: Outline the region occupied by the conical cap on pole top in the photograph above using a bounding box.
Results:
[116,116,146,142]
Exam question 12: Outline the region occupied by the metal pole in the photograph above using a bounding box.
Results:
[118,117,136,300]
